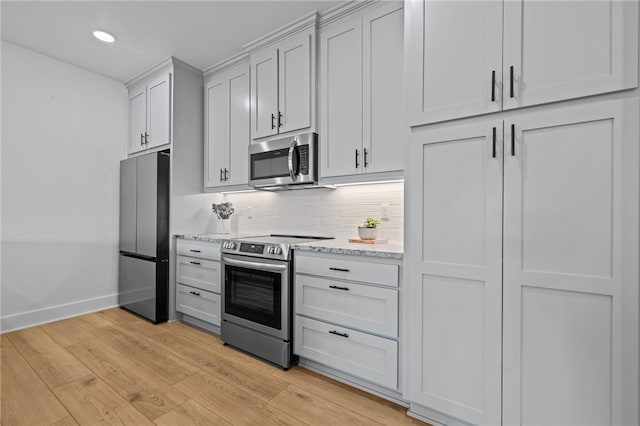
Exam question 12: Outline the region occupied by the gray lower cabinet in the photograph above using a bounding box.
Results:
[294,251,401,392]
[175,239,222,327]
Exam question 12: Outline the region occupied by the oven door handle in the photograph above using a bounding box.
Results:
[222,256,288,272]
[287,138,298,182]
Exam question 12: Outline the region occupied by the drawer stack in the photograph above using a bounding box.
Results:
[176,239,222,326]
[294,251,400,390]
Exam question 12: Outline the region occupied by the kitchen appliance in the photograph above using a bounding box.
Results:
[118,151,170,323]
[249,132,318,190]
[220,234,332,368]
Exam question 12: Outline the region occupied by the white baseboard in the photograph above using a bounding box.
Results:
[0,293,119,333]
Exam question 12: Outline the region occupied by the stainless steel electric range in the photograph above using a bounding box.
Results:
[220,234,332,369]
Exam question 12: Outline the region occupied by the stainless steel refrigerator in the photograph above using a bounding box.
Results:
[119,151,169,323]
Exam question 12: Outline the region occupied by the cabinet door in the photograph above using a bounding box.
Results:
[362,2,404,175]
[278,31,312,134]
[250,47,279,140]
[406,0,502,126]
[503,1,638,110]
[128,87,147,154]
[204,75,228,188]
[503,100,639,425]
[406,121,503,424]
[320,17,363,178]
[146,72,172,149]
[226,63,250,186]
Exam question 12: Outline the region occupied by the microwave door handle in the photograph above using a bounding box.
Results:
[222,256,288,272]
[288,138,298,182]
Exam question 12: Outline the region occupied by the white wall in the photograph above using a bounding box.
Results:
[1,41,127,332]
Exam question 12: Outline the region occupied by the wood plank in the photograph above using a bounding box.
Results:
[149,330,288,401]
[42,317,97,346]
[269,384,382,425]
[79,311,118,328]
[91,325,199,384]
[153,399,231,426]
[175,371,303,425]
[1,337,70,425]
[169,322,270,371]
[7,327,92,388]
[120,317,172,340]
[53,374,154,425]
[272,367,424,425]
[67,338,189,421]
[98,307,141,324]
[51,415,80,425]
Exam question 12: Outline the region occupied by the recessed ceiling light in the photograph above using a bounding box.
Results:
[93,30,116,43]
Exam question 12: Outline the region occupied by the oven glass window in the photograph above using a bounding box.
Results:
[225,265,281,330]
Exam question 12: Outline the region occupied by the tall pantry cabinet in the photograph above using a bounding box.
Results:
[404,1,640,425]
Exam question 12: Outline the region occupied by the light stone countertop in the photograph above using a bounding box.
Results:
[292,238,404,260]
[174,233,260,243]
[175,233,404,259]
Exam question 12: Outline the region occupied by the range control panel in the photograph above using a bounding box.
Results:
[221,239,288,260]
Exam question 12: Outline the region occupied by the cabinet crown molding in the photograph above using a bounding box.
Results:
[203,52,249,79]
[318,0,378,28]
[242,10,318,54]
[125,56,202,89]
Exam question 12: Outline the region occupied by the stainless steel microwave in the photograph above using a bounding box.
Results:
[249,132,318,189]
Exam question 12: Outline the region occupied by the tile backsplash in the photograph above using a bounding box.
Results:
[175,182,404,243]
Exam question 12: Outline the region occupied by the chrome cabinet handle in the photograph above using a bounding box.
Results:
[363,148,369,168]
[140,133,144,146]
[329,330,349,338]
[224,168,228,181]
[144,132,149,144]
[355,149,360,168]
[271,113,276,130]
[278,111,283,128]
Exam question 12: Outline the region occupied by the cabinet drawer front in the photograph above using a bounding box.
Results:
[176,239,221,260]
[176,284,220,326]
[296,254,398,287]
[294,316,398,390]
[177,256,221,293]
[296,275,398,338]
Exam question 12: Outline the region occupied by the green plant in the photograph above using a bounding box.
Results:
[361,217,380,229]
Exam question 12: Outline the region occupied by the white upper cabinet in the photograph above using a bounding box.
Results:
[406,0,502,126]
[320,16,363,178]
[127,72,172,155]
[278,32,312,134]
[204,60,250,190]
[406,0,638,126]
[250,47,279,139]
[248,18,316,141]
[320,2,404,181]
[128,87,147,154]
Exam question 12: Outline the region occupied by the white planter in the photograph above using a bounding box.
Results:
[216,218,231,234]
[358,227,378,240]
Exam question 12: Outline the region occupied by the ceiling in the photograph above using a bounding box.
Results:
[1,0,343,83]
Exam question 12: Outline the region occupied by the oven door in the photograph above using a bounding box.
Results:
[221,253,290,340]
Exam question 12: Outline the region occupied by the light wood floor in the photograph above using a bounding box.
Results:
[1,308,426,425]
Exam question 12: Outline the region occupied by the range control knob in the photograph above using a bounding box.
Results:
[267,246,275,254]
[275,247,282,255]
